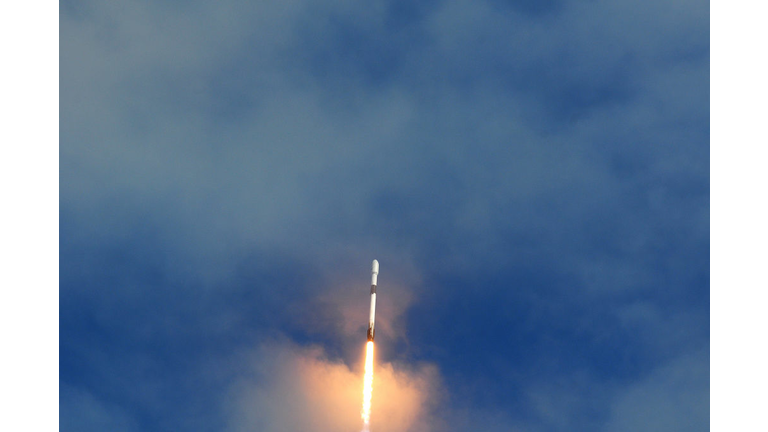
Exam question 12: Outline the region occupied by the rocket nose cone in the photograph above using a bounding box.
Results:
[372,260,379,274]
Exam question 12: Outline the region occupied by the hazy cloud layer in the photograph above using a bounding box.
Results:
[61,0,708,430]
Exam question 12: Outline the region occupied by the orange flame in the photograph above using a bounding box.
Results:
[361,341,375,430]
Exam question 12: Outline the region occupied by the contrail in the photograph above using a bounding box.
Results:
[361,260,379,431]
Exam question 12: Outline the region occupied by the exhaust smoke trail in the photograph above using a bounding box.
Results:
[361,341,374,431]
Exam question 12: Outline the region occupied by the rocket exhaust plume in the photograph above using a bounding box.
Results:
[361,340,374,430]
[361,260,379,431]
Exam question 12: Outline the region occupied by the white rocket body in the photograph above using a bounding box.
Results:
[367,260,379,342]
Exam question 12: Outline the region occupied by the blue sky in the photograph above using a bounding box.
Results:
[60,0,709,431]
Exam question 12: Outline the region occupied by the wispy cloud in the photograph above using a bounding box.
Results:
[61,0,708,430]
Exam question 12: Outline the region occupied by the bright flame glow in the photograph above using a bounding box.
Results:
[361,341,375,430]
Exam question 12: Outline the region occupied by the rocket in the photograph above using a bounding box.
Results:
[367,260,379,342]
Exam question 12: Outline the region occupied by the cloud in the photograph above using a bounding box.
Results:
[60,0,708,309]
[226,340,440,432]
[605,350,709,432]
[60,385,140,432]
[60,0,708,431]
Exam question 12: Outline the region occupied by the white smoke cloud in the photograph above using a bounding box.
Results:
[225,340,440,432]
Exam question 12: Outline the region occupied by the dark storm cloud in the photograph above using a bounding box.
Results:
[61,0,708,431]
